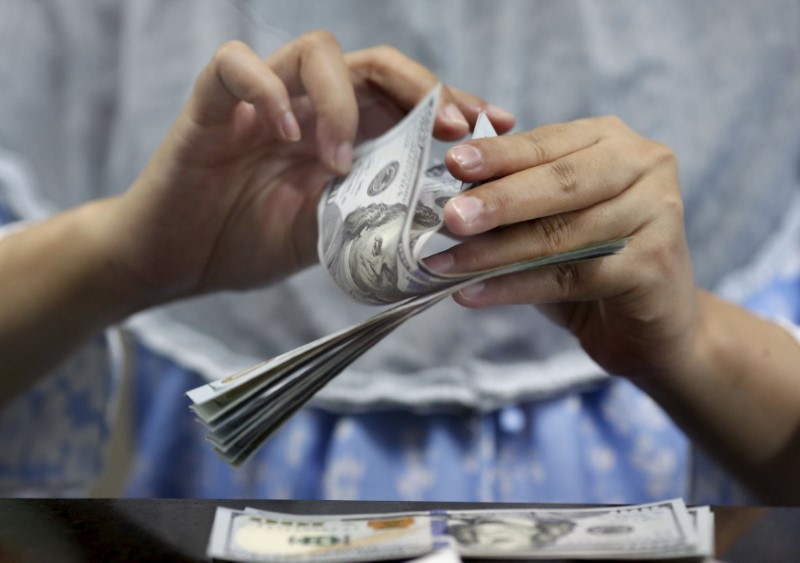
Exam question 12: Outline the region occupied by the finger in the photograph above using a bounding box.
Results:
[452,242,625,309]
[344,45,468,139]
[345,46,513,141]
[440,173,685,308]
[436,84,517,141]
[450,162,680,272]
[429,176,646,278]
[188,41,301,142]
[448,85,516,135]
[268,31,358,174]
[445,118,606,183]
[453,216,690,312]
[444,133,668,235]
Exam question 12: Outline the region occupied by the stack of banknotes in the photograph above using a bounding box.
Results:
[206,499,714,561]
[186,84,628,466]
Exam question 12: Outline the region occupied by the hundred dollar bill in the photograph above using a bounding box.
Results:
[206,507,436,562]
[206,499,714,561]
[318,84,505,305]
[440,499,705,560]
[318,83,443,304]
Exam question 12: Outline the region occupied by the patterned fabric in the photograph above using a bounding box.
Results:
[124,344,688,503]
[0,334,119,497]
[0,207,123,497]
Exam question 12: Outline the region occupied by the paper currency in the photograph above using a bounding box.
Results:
[206,507,435,562]
[318,84,530,304]
[187,84,628,466]
[187,237,625,466]
[318,84,443,304]
[206,499,714,561]
[441,500,708,560]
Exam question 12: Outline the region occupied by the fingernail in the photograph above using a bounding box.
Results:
[424,252,454,273]
[333,142,352,174]
[280,111,301,142]
[442,103,469,130]
[450,195,483,225]
[486,104,515,123]
[449,145,482,171]
[459,281,485,300]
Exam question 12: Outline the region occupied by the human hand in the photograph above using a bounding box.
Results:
[94,33,515,306]
[436,116,697,380]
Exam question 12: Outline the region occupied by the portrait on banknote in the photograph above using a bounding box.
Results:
[445,513,576,551]
[320,199,440,303]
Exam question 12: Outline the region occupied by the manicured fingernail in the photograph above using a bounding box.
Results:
[459,281,485,299]
[450,196,483,225]
[449,145,482,171]
[280,111,301,142]
[424,252,454,273]
[442,103,469,130]
[333,142,352,174]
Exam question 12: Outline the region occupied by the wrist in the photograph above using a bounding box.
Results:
[628,289,717,400]
[0,200,154,386]
[70,198,163,323]
[632,289,798,465]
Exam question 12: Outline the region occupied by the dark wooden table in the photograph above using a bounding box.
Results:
[0,499,798,561]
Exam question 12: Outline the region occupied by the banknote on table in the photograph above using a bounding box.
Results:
[438,500,714,560]
[206,499,714,561]
[187,84,628,466]
[206,507,436,562]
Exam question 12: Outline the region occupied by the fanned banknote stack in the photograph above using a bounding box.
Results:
[187,84,627,466]
[206,499,715,561]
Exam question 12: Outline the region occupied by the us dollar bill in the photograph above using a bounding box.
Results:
[318,84,444,304]
[206,499,714,561]
[206,507,436,562]
[318,84,503,304]
[440,500,707,560]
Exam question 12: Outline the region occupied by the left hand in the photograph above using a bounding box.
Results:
[92,34,514,307]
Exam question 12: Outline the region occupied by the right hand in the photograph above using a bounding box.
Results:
[438,115,695,382]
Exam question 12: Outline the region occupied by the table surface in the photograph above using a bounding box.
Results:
[0,499,798,562]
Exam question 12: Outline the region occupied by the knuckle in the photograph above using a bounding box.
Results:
[547,158,580,195]
[520,132,552,163]
[350,44,402,80]
[649,141,678,169]
[644,243,679,284]
[299,29,341,51]
[596,114,627,131]
[369,44,403,61]
[488,189,513,224]
[659,191,686,226]
[551,263,580,296]
[529,213,573,253]
[213,40,248,65]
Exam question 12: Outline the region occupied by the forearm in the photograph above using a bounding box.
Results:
[634,289,800,503]
[0,199,147,402]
